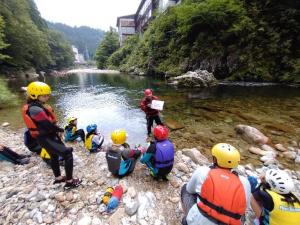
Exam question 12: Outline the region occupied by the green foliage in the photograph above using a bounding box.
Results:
[47,30,74,70]
[0,16,9,61]
[0,77,18,107]
[95,27,119,69]
[0,0,52,70]
[47,22,104,60]
[107,35,139,69]
[109,0,300,83]
[0,0,75,71]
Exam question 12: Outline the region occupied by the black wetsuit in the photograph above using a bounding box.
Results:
[28,101,74,180]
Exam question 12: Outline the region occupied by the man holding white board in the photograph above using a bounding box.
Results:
[140,89,163,137]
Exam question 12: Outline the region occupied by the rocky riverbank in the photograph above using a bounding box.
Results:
[0,128,300,225]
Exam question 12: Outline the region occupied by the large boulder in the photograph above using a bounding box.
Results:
[235,124,269,145]
[168,70,218,87]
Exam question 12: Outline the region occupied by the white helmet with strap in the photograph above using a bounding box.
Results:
[265,169,294,194]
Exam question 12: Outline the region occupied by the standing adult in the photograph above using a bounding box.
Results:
[140,89,163,137]
[181,143,251,225]
[22,81,81,189]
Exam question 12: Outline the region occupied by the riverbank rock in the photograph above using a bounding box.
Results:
[181,148,209,165]
[235,124,269,144]
[249,147,268,156]
[1,128,299,225]
[168,70,218,88]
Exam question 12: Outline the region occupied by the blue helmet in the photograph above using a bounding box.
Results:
[86,124,97,133]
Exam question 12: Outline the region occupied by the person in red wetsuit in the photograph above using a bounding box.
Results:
[22,81,82,190]
[140,89,163,137]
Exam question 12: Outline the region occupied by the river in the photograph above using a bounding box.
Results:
[1,72,300,169]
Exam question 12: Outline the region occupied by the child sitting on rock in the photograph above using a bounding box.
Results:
[106,129,142,178]
[64,117,85,142]
[85,124,104,153]
[140,125,174,181]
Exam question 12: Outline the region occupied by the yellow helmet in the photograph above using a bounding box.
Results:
[67,117,77,124]
[211,143,240,169]
[111,129,127,145]
[27,81,51,99]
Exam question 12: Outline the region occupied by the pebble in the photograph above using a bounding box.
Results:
[77,215,92,225]
[2,122,10,127]
[168,197,180,203]
[55,192,65,202]
[176,163,189,173]
[274,144,287,152]
[282,151,297,160]
[127,187,137,198]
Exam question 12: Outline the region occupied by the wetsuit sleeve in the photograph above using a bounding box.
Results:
[140,142,156,164]
[140,98,147,112]
[29,106,64,133]
[252,189,274,211]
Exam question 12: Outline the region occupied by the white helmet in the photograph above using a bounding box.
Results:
[265,169,294,194]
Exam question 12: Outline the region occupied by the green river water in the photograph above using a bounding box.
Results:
[1,73,300,170]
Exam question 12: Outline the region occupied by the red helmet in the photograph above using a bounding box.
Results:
[144,89,153,97]
[154,125,169,140]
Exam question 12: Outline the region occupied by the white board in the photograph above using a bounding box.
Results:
[151,100,164,111]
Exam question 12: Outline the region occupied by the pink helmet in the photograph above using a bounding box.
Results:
[144,89,153,97]
[154,125,169,141]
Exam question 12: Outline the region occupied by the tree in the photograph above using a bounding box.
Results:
[0,16,9,61]
[47,30,74,70]
[47,22,104,60]
[0,0,52,69]
[95,27,119,69]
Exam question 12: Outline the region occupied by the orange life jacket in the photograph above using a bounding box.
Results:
[198,168,246,225]
[22,104,57,138]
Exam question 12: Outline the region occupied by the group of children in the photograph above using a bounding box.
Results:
[63,115,174,180]
[20,81,300,224]
[22,81,175,190]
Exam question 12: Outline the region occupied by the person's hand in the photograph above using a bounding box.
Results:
[147,103,152,107]
[260,175,266,183]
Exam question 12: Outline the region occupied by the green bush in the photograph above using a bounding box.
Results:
[108,0,300,83]
[0,77,18,108]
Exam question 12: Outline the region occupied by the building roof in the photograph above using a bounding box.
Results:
[116,14,135,27]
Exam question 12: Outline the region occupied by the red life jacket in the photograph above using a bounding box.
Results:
[22,104,57,138]
[198,168,246,225]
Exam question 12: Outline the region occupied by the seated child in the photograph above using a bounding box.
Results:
[0,144,30,165]
[64,117,85,142]
[140,125,174,181]
[106,129,141,178]
[85,124,104,153]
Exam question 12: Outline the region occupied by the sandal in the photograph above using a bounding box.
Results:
[53,176,66,184]
[64,178,82,190]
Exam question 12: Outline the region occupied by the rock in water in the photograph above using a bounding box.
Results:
[164,119,184,130]
[235,124,269,144]
[168,70,218,87]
